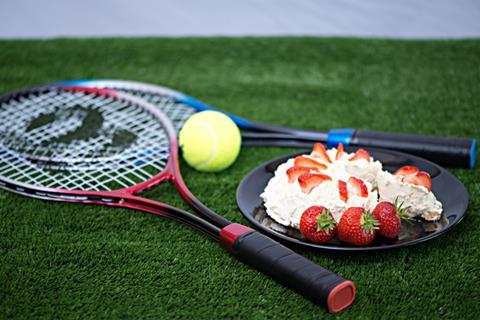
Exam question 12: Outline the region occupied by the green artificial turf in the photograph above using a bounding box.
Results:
[1,37,479,319]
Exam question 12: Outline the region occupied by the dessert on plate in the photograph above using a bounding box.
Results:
[260,143,443,245]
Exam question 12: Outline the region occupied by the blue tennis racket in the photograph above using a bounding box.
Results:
[52,79,476,169]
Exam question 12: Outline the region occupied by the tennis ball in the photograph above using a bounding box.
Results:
[179,110,241,172]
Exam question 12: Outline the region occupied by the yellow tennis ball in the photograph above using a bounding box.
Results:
[179,110,242,172]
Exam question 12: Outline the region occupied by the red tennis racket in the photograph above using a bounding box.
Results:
[0,86,355,313]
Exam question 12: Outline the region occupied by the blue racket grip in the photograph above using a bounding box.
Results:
[328,129,476,169]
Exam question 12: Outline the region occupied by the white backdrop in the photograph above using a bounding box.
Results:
[1,0,479,39]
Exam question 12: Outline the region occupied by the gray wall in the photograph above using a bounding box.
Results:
[1,0,479,39]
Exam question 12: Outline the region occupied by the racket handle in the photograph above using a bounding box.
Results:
[219,224,355,313]
[328,129,476,169]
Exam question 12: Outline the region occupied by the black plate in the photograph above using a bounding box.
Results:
[236,148,469,252]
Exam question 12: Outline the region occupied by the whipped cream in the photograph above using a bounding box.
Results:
[377,171,442,221]
[260,150,379,228]
[324,149,383,187]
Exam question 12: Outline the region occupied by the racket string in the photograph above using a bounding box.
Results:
[115,89,196,133]
[0,89,172,191]
[2,91,113,158]
[24,91,99,145]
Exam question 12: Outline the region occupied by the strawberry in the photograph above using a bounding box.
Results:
[311,143,332,163]
[338,180,348,202]
[348,177,368,197]
[335,143,345,160]
[393,166,419,177]
[337,207,379,246]
[394,166,431,191]
[371,201,400,238]
[298,173,332,194]
[404,171,431,191]
[299,206,336,243]
[286,166,311,183]
[294,156,327,171]
[349,148,371,162]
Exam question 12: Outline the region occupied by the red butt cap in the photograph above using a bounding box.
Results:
[219,223,253,253]
[327,280,356,313]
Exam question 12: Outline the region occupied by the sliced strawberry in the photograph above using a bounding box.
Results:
[311,143,332,163]
[294,156,327,171]
[286,166,311,183]
[298,173,332,194]
[335,143,345,160]
[348,176,368,197]
[404,171,431,191]
[349,148,371,162]
[393,166,419,178]
[393,166,431,191]
[338,180,348,202]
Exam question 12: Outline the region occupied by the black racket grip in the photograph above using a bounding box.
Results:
[350,130,476,169]
[220,224,355,313]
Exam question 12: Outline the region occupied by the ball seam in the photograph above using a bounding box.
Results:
[187,120,218,169]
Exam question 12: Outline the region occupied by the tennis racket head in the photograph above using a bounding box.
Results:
[0,85,178,195]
